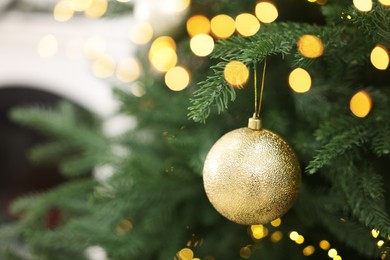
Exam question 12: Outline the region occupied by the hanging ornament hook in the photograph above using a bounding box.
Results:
[249,58,267,130]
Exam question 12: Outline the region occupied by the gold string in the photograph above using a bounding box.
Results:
[257,58,267,117]
[253,58,267,118]
[254,65,258,117]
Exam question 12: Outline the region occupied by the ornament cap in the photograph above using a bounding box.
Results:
[248,114,262,130]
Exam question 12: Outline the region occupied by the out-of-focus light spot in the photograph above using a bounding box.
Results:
[116,0,130,2]
[210,14,235,39]
[307,0,316,2]
[251,224,268,239]
[116,57,141,83]
[54,1,75,22]
[129,22,153,45]
[190,34,214,57]
[165,66,190,91]
[371,229,380,238]
[115,219,133,235]
[92,54,116,78]
[288,68,312,93]
[161,0,191,13]
[328,248,338,258]
[240,246,252,259]
[353,0,372,11]
[270,218,281,227]
[84,36,106,59]
[297,34,324,58]
[334,255,342,260]
[303,245,315,256]
[295,235,305,244]
[149,36,176,61]
[150,48,177,72]
[130,83,145,97]
[370,44,389,70]
[224,60,249,88]
[38,34,58,58]
[270,231,283,243]
[85,0,108,18]
[379,0,390,6]
[84,245,108,260]
[350,90,372,118]
[235,13,260,37]
[377,240,385,248]
[186,15,210,37]
[177,248,193,260]
[319,240,331,250]
[255,1,278,23]
[289,231,299,241]
[72,0,92,11]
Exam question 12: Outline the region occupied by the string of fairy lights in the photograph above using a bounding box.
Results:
[39,0,390,259]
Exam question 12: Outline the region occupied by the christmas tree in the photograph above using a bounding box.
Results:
[1,0,390,259]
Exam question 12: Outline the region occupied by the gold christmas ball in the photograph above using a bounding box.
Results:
[203,118,301,225]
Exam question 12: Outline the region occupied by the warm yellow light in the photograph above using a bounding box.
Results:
[371,229,380,238]
[255,1,278,23]
[178,248,194,260]
[240,246,252,259]
[85,0,108,18]
[378,240,385,248]
[370,44,389,70]
[92,54,116,78]
[297,34,324,58]
[379,0,390,6]
[186,15,211,37]
[288,68,312,93]
[166,0,191,13]
[129,22,154,45]
[224,61,249,88]
[116,57,141,83]
[334,256,342,260]
[115,219,133,235]
[289,231,299,241]
[296,235,305,244]
[319,240,331,250]
[54,1,75,22]
[210,14,235,39]
[165,66,190,91]
[84,36,106,59]
[328,248,338,258]
[190,34,214,57]
[149,36,176,60]
[251,225,265,239]
[303,245,315,256]
[270,218,282,227]
[350,90,372,118]
[235,13,260,37]
[270,231,283,243]
[353,0,373,11]
[150,48,177,72]
[307,0,316,2]
[38,34,58,58]
[130,83,145,97]
[72,0,92,11]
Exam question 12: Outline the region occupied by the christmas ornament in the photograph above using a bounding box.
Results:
[203,60,301,225]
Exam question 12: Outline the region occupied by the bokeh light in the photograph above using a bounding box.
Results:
[54,1,75,22]
[84,36,106,59]
[165,66,190,91]
[255,1,278,23]
[303,245,315,256]
[115,219,133,235]
[319,240,331,250]
[270,218,281,227]
[240,246,252,259]
[353,0,373,11]
[224,61,249,88]
[92,54,116,78]
[162,0,191,13]
[370,44,389,70]
[371,229,380,238]
[210,14,235,39]
[377,240,385,248]
[177,248,193,260]
[350,90,372,118]
[85,0,108,18]
[149,36,176,60]
[251,224,268,239]
[328,248,338,258]
[187,15,210,37]
[129,22,154,45]
[72,0,92,11]
[235,13,260,37]
[116,57,141,83]
[150,47,177,72]
[295,235,305,244]
[288,68,312,93]
[334,256,342,260]
[270,231,283,243]
[38,34,58,58]
[379,0,390,6]
[289,231,299,241]
[190,34,214,57]
[297,34,324,58]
